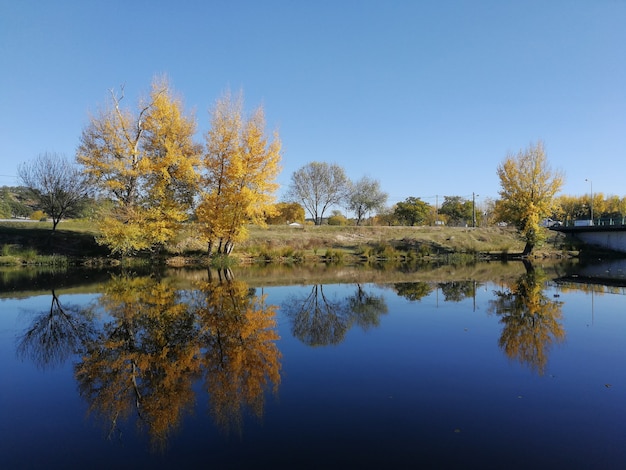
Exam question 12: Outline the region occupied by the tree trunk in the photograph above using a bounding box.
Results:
[522,241,534,257]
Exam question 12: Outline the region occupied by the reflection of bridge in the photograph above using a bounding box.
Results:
[552,221,626,253]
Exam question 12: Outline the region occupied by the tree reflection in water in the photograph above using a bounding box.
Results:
[489,262,565,375]
[18,289,94,369]
[75,274,200,450]
[72,269,281,450]
[194,269,281,436]
[284,283,388,346]
[393,281,432,301]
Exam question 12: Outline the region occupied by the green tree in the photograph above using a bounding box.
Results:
[347,176,388,226]
[0,187,13,218]
[496,141,564,255]
[18,152,90,231]
[394,197,430,226]
[286,161,350,225]
[439,195,473,226]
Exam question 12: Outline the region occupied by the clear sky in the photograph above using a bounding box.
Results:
[1,0,625,208]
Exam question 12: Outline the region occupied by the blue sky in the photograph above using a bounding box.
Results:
[1,0,625,208]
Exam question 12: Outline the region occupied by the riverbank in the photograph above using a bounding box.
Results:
[0,220,575,267]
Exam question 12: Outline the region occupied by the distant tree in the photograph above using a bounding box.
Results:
[376,205,398,226]
[439,195,473,226]
[327,210,349,226]
[286,162,350,225]
[18,152,90,231]
[265,202,305,225]
[394,197,431,226]
[496,141,564,255]
[0,187,13,218]
[195,92,282,255]
[348,176,388,226]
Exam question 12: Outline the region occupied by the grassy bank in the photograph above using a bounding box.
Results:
[0,219,574,267]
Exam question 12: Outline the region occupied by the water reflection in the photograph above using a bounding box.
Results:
[489,262,565,375]
[43,269,284,450]
[75,274,201,449]
[18,289,94,369]
[193,270,281,435]
[7,261,626,467]
[438,280,479,302]
[393,281,432,301]
[284,284,388,346]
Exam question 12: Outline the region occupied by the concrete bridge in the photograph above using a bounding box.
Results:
[552,219,626,253]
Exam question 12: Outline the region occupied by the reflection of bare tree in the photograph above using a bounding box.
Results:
[489,262,565,375]
[194,271,281,435]
[284,284,388,346]
[75,275,201,451]
[347,284,388,330]
[393,282,432,301]
[17,289,93,369]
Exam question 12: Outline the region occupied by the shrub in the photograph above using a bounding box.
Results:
[30,210,46,221]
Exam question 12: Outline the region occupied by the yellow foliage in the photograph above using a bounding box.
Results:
[77,77,201,255]
[197,92,282,255]
[496,141,564,252]
[489,266,565,375]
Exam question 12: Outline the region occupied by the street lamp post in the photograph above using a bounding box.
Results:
[586,178,593,224]
[472,192,479,228]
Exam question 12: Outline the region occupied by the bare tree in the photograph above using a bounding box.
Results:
[348,176,388,225]
[286,161,350,225]
[18,152,90,230]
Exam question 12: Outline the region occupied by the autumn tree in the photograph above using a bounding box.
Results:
[495,141,564,255]
[75,274,201,450]
[286,161,350,225]
[489,263,565,375]
[77,77,201,255]
[347,176,388,226]
[394,197,431,226]
[327,209,349,226]
[195,274,281,434]
[18,152,90,231]
[196,92,281,255]
[265,202,305,225]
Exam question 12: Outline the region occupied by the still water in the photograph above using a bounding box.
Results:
[1,262,625,469]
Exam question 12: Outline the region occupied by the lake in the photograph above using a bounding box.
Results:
[1,261,625,469]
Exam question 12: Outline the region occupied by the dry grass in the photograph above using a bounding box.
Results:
[236,224,567,261]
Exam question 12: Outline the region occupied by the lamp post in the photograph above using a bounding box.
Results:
[472,192,479,227]
[585,178,593,224]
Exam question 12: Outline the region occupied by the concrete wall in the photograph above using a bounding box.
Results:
[576,231,626,253]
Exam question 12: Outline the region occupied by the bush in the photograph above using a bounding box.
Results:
[30,210,46,221]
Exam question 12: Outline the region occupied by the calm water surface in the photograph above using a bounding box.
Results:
[1,263,625,469]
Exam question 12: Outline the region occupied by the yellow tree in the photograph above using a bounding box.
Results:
[75,274,202,450]
[496,141,564,255]
[489,263,565,375]
[194,273,281,434]
[196,92,281,255]
[77,77,201,255]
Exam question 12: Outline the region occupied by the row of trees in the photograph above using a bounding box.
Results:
[10,79,601,257]
[284,141,564,254]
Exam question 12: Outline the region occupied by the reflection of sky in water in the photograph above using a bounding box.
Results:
[1,279,626,469]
